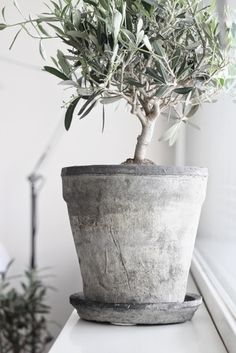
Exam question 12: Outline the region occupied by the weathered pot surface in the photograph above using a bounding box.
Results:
[62,165,208,305]
[70,292,202,325]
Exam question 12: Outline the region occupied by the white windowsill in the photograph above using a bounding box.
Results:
[192,249,236,353]
[49,275,226,353]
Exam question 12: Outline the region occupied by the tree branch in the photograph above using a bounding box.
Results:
[187,0,206,70]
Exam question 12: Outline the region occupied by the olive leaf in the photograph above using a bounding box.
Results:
[9,28,22,49]
[100,96,122,104]
[186,104,200,117]
[0,23,7,30]
[143,35,152,51]
[142,0,158,6]
[78,90,103,116]
[160,122,183,146]
[125,78,146,88]
[146,67,166,84]
[1,7,6,21]
[102,104,105,133]
[79,100,97,120]
[65,97,80,130]
[39,40,47,60]
[38,23,49,36]
[44,66,69,80]
[155,85,169,97]
[174,87,193,95]
[57,49,71,77]
[113,10,122,43]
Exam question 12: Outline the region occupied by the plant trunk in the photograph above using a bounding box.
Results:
[134,117,158,162]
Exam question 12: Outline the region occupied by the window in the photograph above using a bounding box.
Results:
[181,93,236,352]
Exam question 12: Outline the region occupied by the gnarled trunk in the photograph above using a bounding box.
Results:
[134,116,159,162]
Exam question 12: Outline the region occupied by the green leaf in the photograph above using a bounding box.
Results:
[47,23,64,35]
[51,56,59,68]
[0,23,7,30]
[57,49,70,76]
[171,48,181,70]
[13,0,23,16]
[61,4,69,17]
[142,0,158,6]
[9,28,22,50]
[100,96,122,104]
[146,67,165,84]
[177,12,186,18]
[155,85,169,97]
[111,43,119,66]
[218,77,225,87]
[84,0,97,6]
[38,23,49,36]
[39,40,47,60]
[89,33,99,47]
[51,0,61,11]
[136,29,144,45]
[122,1,127,21]
[174,87,193,95]
[78,90,103,116]
[73,10,81,27]
[80,100,97,119]
[77,87,94,96]
[121,29,136,44]
[113,10,122,43]
[152,40,164,56]
[141,1,152,12]
[155,61,168,81]
[160,122,182,146]
[59,79,77,88]
[125,13,132,31]
[43,66,69,80]
[1,7,6,21]
[176,58,187,78]
[102,104,105,133]
[67,30,87,39]
[125,78,145,88]
[99,0,109,10]
[65,97,80,130]
[143,35,152,51]
[137,18,143,34]
[186,104,199,118]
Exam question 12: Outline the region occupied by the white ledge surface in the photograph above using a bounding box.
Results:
[49,276,226,353]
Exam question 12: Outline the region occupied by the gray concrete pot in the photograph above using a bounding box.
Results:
[62,165,207,305]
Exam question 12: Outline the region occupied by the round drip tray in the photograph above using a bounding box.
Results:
[70,293,202,325]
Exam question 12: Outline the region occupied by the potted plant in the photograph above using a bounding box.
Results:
[1,0,232,324]
[0,263,53,353]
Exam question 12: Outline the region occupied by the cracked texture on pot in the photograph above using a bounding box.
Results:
[62,166,207,304]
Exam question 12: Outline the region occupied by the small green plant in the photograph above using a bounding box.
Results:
[0,0,233,162]
[0,262,53,353]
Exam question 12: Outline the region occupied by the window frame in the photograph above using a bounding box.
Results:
[191,249,236,353]
[175,128,236,352]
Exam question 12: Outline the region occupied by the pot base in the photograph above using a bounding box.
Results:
[70,293,202,325]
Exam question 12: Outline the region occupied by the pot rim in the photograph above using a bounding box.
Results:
[61,165,208,177]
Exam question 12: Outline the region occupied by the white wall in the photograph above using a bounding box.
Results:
[0,0,174,343]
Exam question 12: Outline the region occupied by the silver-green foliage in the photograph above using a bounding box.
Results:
[0,0,233,147]
[0,262,53,353]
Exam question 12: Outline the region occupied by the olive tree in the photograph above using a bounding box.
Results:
[0,0,232,162]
